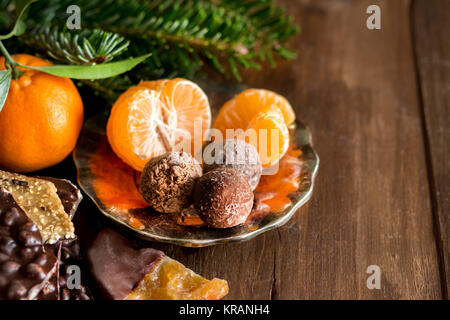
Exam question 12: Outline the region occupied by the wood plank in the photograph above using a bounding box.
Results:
[238,0,442,299]
[412,0,450,297]
[44,0,444,300]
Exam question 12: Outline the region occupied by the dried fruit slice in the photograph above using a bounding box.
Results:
[107,78,211,171]
[0,170,75,244]
[88,229,228,300]
[126,256,228,300]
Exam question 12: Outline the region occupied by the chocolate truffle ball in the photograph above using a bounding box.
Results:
[193,168,254,228]
[140,152,202,214]
[203,139,262,190]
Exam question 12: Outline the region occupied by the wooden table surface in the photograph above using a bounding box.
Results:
[44,0,449,300]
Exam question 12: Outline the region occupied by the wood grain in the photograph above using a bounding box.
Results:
[42,0,446,299]
[236,0,442,299]
[412,0,450,298]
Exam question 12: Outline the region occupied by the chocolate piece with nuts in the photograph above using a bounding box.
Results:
[0,188,59,300]
[39,242,92,300]
[37,178,91,300]
[57,242,91,300]
[0,170,75,244]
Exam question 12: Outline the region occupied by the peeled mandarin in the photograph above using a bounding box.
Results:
[243,105,290,168]
[107,78,211,171]
[213,88,295,134]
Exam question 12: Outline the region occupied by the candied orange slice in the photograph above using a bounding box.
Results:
[126,256,229,300]
[107,78,211,171]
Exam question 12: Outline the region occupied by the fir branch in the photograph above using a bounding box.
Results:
[23,0,299,78]
[1,0,299,99]
[21,25,130,65]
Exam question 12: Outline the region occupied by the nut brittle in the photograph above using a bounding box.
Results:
[0,170,75,244]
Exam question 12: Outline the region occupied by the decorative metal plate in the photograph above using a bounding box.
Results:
[73,83,319,247]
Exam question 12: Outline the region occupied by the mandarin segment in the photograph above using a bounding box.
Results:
[139,79,169,91]
[161,78,211,155]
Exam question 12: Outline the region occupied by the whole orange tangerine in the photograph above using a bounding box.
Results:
[0,54,84,173]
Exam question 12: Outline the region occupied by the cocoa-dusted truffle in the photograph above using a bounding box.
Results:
[140,152,202,213]
[203,139,262,190]
[193,168,254,228]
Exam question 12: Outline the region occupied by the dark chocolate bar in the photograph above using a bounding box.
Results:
[38,177,91,300]
[39,241,91,300]
[58,241,91,300]
[0,188,58,300]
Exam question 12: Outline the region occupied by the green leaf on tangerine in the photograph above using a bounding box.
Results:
[19,54,151,80]
[0,70,12,113]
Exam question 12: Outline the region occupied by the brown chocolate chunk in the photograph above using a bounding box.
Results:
[88,229,164,300]
[0,188,58,300]
[57,242,91,300]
